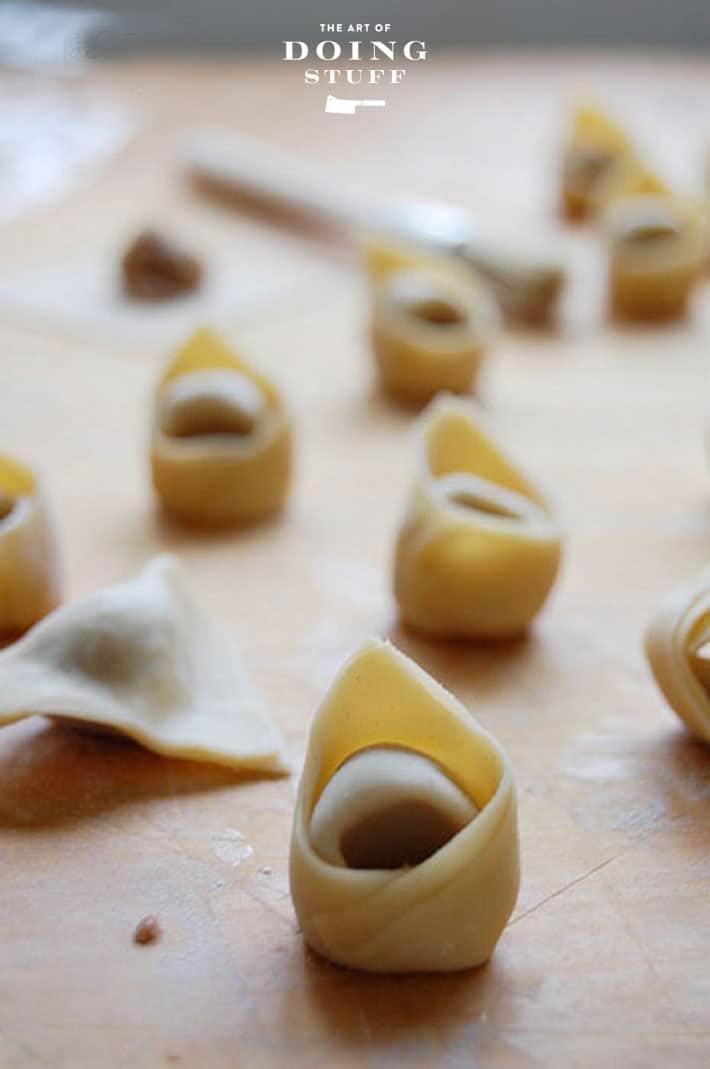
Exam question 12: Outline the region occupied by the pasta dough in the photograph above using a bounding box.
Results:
[0,454,61,636]
[645,568,710,744]
[393,395,562,639]
[0,555,288,772]
[151,327,292,524]
[363,237,495,405]
[561,103,666,221]
[604,194,705,321]
[289,639,519,972]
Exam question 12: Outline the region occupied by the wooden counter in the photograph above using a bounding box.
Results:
[0,52,708,1068]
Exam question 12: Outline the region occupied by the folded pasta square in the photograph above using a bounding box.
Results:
[0,555,287,773]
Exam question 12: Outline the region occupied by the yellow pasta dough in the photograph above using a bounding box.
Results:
[393,395,562,639]
[363,238,495,405]
[604,194,705,321]
[289,639,519,972]
[0,555,287,772]
[561,103,666,221]
[645,568,710,744]
[0,454,61,636]
[151,328,292,524]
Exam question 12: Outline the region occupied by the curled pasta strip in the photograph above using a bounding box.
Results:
[645,568,710,744]
[289,639,519,972]
[604,194,705,321]
[0,454,61,636]
[363,237,496,405]
[151,328,292,525]
[393,395,562,639]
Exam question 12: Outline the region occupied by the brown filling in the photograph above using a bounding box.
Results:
[165,399,256,438]
[409,296,467,326]
[159,372,263,439]
[0,492,15,521]
[566,148,614,191]
[449,487,521,520]
[618,218,681,248]
[122,229,202,301]
[340,798,463,869]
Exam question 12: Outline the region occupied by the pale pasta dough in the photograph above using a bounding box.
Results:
[0,555,287,772]
[645,568,710,744]
[151,327,292,524]
[289,639,519,972]
[0,454,61,636]
[362,236,495,405]
[393,394,562,639]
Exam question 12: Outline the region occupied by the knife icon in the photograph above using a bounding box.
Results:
[325,95,386,115]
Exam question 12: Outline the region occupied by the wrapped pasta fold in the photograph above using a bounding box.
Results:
[0,455,61,636]
[604,194,705,321]
[645,568,710,744]
[393,395,562,639]
[363,237,495,405]
[561,103,666,221]
[151,328,292,525]
[289,640,519,972]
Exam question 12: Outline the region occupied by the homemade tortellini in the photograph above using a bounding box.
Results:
[394,395,562,639]
[151,328,292,524]
[289,639,519,972]
[604,194,706,321]
[561,103,666,221]
[363,237,495,405]
[0,555,287,772]
[645,568,710,744]
[0,455,61,636]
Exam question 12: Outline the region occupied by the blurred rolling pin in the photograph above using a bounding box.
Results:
[187,133,567,323]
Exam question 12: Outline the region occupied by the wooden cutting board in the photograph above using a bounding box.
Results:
[0,52,708,1069]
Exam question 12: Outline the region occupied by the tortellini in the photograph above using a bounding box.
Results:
[645,568,710,744]
[0,555,287,772]
[289,639,519,972]
[604,194,705,321]
[0,454,61,636]
[561,103,666,221]
[363,237,495,405]
[151,328,292,525]
[393,395,562,639]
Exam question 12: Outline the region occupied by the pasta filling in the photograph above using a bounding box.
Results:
[565,148,614,192]
[159,369,265,438]
[0,492,15,522]
[389,271,470,328]
[309,744,477,870]
[448,487,522,520]
[619,216,680,248]
[408,296,466,326]
[340,797,465,869]
[688,615,710,694]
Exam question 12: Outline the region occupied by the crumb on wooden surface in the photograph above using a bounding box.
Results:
[133,915,162,945]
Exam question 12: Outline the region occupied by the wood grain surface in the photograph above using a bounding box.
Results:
[0,52,709,1069]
